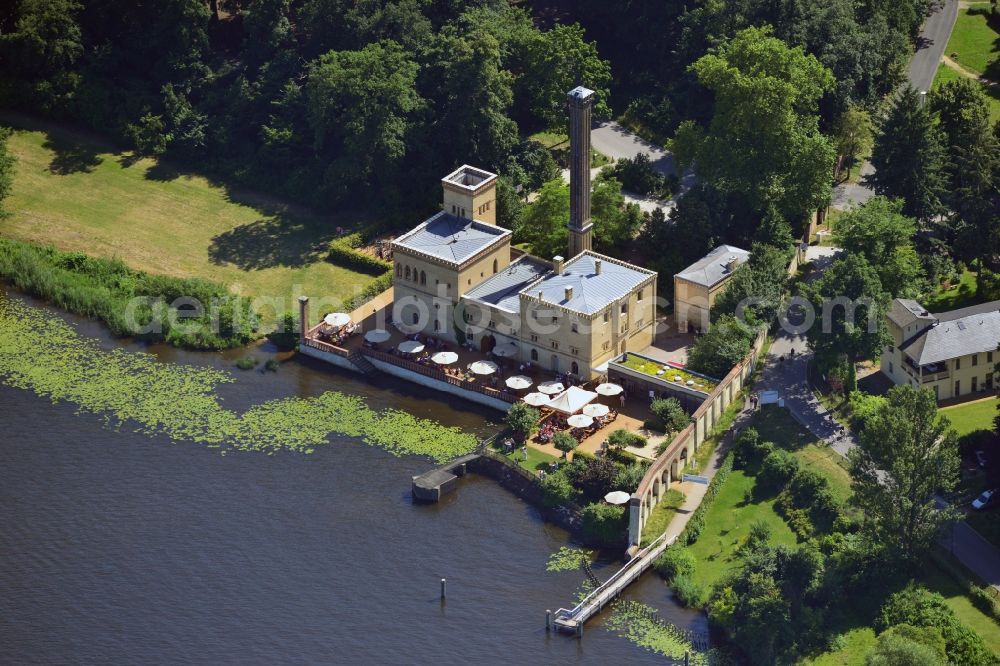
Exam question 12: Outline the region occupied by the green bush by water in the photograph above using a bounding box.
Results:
[0,238,257,350]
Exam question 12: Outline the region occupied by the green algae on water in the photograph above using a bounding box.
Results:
[605,601,709,664]
[546,546,594,572]
[0,297,476,462]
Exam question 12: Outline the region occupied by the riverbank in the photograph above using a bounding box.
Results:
[0,115,377,324]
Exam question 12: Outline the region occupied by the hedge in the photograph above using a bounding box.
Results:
[327,231,392,276]
[677,450,735,545]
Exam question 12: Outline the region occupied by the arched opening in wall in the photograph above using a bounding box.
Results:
[480,334,496,354]
[396,264,402,277]
[420,271,426,285]
[551,355,559,372]
[493,258,498,274]
[405,266,411,281]
[412,311,419,325]
[571,361,579,375]
[530,349,538,362]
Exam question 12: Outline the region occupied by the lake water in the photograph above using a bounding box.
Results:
[0,291,705,664]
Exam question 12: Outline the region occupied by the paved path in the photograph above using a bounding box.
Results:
[830,0,959,210]
[558,121,696,214]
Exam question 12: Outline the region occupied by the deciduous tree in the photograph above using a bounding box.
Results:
[850,386,961,562]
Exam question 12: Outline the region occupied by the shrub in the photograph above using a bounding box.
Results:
[565,457,620,503]
[733,427,774,468]
[671,573,704,607]
[606,153,668,197]
[865,630,945,666]
[235,356,258,370]
[267,312,298,350]
[505,402,539,441]
[654,546,696,582]
[687,314,757,378]
[614,462,648,492]
[607,428,647,450]
[552,431,578,457]
[680,450,735,545]
[0,239,258,350]
[848,391,887,430]
[741,520,772,555]
[877,585,995,665]
[757,450,800,495]
[264,358,279,372]
[326,231,393,276]
[540,472,578,508]
[651,397,689,433]
[580,502,627,547]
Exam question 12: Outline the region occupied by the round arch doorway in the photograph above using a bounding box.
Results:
[480,334,496,354]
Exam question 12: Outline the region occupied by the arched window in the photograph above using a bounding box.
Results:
[420,271,426,285]
[493,258,498,274]
[571,361,579,375]
[530,349,538,361]
[396,263,402,277]
[433,319,440,331]
[412,312,419,325]
[405,266,411,281]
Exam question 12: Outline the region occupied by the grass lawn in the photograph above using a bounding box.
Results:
[924,268,982,312]
[639,489,685,547]
[527,130,611,168]
[499,444,559,473]
[922,556,1000,655]
[685,469,798,590]
[945,7,999,76]
[800,628,877,666]
[0,115,376,325]
[939,396,998,437]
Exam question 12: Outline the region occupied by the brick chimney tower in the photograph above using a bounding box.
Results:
[567,86,594,258]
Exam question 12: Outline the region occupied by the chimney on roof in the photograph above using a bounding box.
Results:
[538,290,544,301]
[595,259,602,275]
[553,255,564,275]
[565,286,574,302]
[567,86,595,258]
[725,257,738,272]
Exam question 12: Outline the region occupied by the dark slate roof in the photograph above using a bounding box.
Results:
[901,300,1000,366]
[888,298,934,328]
[675,245,749,288]
[462,256,552,314]
[392,211,509,265]
[520,251,655,316]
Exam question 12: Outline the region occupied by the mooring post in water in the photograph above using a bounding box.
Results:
[576,622,583,638]
[440,578,446,600]
[545,610,551,631]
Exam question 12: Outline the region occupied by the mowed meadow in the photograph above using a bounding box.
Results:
[0,115,376,323]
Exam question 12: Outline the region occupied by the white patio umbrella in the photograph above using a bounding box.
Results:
[522,392,550,407]
[537,381,565,395]
[492,341,519,358]
[469,360,499,375]
[431,351,459,365]
[595,382,624,396]
[364,328,391,344]
[505,375,533,390]
[567,414,594,428]
[582,403,610,418]
[398,340,425,354]
[324,312,351,327]
[604,491,631,505]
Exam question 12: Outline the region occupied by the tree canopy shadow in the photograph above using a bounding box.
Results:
[209,214,337,270]
[43,135,103,175]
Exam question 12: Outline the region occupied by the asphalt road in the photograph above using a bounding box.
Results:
[908,0,959,94]
[831,0,958,210]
